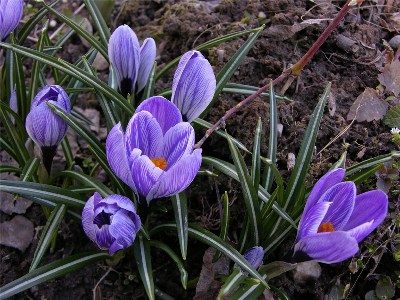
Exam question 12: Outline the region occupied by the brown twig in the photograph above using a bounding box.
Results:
[194,0,362,150]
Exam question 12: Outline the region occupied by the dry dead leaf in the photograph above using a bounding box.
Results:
[347,88,388,122]
[265,23,311,41]
[0,215,34,252]
[378,59,400,96]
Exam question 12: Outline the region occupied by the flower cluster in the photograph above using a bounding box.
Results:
[294,168,388,264]
[0,0,24,41]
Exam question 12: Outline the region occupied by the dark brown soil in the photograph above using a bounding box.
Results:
[1,0,399,299]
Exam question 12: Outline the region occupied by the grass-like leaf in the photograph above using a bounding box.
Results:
[134,235,155,300]
[19,157,39,182]
[222,83,292,102]
[142,62,157,101]
[217,268,246,300]
[171,192,188,260]
[214,191,230,261]
[0,251,109,299]
[251,118,262,190]
[345,151,400,176]
[82,0,111,47]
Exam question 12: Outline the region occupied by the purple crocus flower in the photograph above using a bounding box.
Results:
[171,50,216,122]
[0,0,24,41]
[243,246,264,269]
[293,168,388,264]
[9,86,17,124]
[108,25,156,97]
[106,96,202,204]
[25,85,71,148]
[82,192,141,255]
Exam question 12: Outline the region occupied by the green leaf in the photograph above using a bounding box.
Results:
[133,235,155,300]
[214,191,230,261]
[347,165,382,186]
[251,118,262,190]
[30,204,66,271]
[0,251,109,299]
[217,268,246,300]
[61,136,75,169]
[56,170,113,197]
[150,241,188,289]
[171,192,188,260]
[383,105,400,128]
[142,62,157,101]
[284,83,331,211]
[20,157,40,182]
[0,166,20,174]
[151,223,268,287]
[226,131,261,245]
[82,0,111,47]
[222,83,292,102]
[156,26,264,81]
[262,81,278,192]
[0,180,85,208]
[258,261,297,279]
[0,42,134,115]
[201,26,265,117]
[346,151,400,176]
[229,278,266,300]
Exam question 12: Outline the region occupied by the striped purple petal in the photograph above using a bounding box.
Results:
[294,232,359,264]
[243,246,264,269]
[137,38,156,92]
[171,50,216,122]
[135,96,182,134]
[297,201,331,241]
[0,0,24,41]
[131,155,164,199]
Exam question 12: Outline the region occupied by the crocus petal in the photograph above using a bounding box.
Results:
[163,122,195,169]
[171,50,216,122]
[345,220,374,243]
[125,111,163,157]
[108,25,140,96]
[9,86,17,124]
[108,210,139,255]
[243,246,264,269]
[294,232,359,264]
[101,194,138,214]
[25,103,69,147]
[95,225,114,249]
[0,0,24,41]
[137,38,156,92]
[131,155,163,199]
[342,190,388,242]
[106,123,136,191]
[31,85,71,112]
[297,201,331,241]
[320,182,356,230]
[303,168,346,217]
[82,192,99,243]
[147,149,202,203]
[135,96,182,134]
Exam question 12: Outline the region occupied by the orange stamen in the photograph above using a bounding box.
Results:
[150,158,167,170]
[317,222,335,233]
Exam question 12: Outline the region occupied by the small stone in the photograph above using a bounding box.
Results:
[258,11,266,19]
[293,261,322,285]
[0,215,34,252]
[92,53,109,71]
[49,20,57,28]
[388,35,400,49]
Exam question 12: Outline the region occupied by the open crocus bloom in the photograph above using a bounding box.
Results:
[82,193,141,255]
[106,96,202,204]
[171,50,216,122]
[108,25,156,97]
[293,168,388,264]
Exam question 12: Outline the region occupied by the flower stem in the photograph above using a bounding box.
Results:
[194,0,361,150]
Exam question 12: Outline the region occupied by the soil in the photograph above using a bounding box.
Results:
[1,0,399,299]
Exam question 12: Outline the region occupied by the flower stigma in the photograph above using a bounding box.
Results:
[150,158,167,170]
[318,222,335,233]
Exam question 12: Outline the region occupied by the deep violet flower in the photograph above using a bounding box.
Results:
[25,85,71,148]
[171,50,216,122]
[108,25,156,97]
[82,192,141,255]
[293,168,388,264]
[243,246,264,270]
[106,96,202,204]
[0,0,24,41]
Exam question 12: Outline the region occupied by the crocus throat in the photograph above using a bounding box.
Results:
[317,222,335,233]
[150,158,167,170]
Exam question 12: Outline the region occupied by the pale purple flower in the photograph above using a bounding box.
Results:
[0,0,24,41]
[243,246,264,269]
[171,50,216,122]
[82,192,141,255]
[293,168,388,264]
[9,86,17,124]
[106,96,202,204]
[25,85,71,148]
[108,25,156,97]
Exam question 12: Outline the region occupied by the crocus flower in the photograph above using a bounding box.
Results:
[108,25,156,97]
[0,0,24,41]
[293,168,388,264]
[82,192,141,255]
[106,96,202,204]
[26,85,71,148]
[9,86,17,124]
[171,50,216,122]
[243,246,264,269]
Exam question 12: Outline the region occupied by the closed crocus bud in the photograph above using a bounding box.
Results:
[0,0,24,41]
[171,50,216,122]
[243,246,264,270]
[9,86,17,124]
[108,25,140,97]
[82,193,141,255]
[137,38,156,92]
[293,168,388,264]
